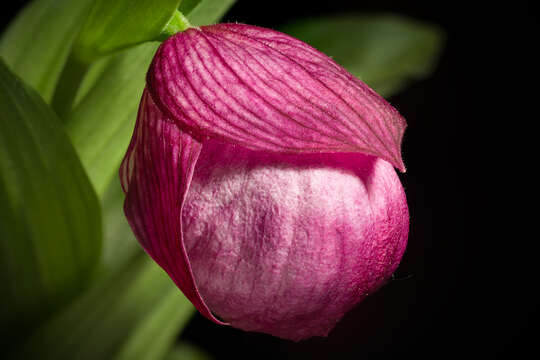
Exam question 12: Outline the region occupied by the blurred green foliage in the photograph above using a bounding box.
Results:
[73,0,180,63]
[66,42,159,197]
[0,59,101,348]
[281,14,444,97]
[0,0,93,102]
[9,255,194,360]
[165,343,213,360]
[187,0,237,26]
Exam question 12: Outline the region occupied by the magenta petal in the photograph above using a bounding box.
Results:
[147,23,407,171]
[119,89,226,325]
[182,140,409,340]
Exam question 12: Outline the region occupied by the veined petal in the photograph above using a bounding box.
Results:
[119,89,225,325]
[147,23,406,171]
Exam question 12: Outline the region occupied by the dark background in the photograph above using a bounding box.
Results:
[1,1,489,359]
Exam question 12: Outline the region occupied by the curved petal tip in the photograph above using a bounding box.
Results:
[147,23,407,168]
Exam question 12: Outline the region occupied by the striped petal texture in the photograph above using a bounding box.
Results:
[121,23,409,341]
[147,24,406,171]
[120,90,223,324]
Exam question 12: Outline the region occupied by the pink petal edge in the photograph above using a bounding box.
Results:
[120,89,227,325]
[146,23,407,172]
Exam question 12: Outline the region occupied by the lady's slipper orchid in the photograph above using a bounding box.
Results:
[120,23,409,341]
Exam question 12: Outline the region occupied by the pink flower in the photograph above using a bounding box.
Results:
[120,23,409,341]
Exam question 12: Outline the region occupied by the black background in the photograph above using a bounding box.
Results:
[1,1,489,359]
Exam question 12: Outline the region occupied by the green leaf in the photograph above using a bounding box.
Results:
[0,59,101,346]
[10,255,195,360]
[187,0,237,26]
[114,284,194,360]
[164,343,212,360]
[280,14,444,97]
[101,175,140,272]
[179,0,202,15]
[0,0,94,102]
[65,42,159,198]
[73,0,181,63]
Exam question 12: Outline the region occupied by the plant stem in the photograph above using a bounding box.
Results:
[159,10,193,40]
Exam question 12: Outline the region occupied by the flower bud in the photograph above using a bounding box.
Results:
[121,23,409,340]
